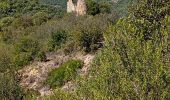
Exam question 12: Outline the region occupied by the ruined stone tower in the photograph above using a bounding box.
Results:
[76,0,86,15]
[67,0,87,15]
[67,0,75,13]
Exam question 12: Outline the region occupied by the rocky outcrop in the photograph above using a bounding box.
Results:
[67,0,75,13]
[67,0,87,15]
[76,0,87,15]
[19,50,95,97]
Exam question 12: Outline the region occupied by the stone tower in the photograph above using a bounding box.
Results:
[67,0,87,16]
[76,0,87,15]
[67,0,76,13]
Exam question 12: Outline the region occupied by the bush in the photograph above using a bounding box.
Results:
[70,16,105,52]
[0,71,24,100]
[13,52,32,68]
[86,0,111,15]
[0,17,14,29]
[48,30,67,51]
[32,11,49,25]
[23,89,40,100]
[13,37,40,68]
[46,60,83,88]
[0,45,11,72]
[36,51,47,62]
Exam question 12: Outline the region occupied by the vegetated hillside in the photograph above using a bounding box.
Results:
[0,0,169,100]
[0,0,116,99]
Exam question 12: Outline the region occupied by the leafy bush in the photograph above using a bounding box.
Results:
[0,71,24,100]
[44,88,77,100]
[48,30,67,51]
[0,17,14,29]
[13,37,40,68]
[0,44,11,72]
[86,0,111,15]
[36,51,47,62]
[32,11,49,25]
[13,52,33,68]
[70,16,107,52]
[46,60,83,88]
[23,89,40,100]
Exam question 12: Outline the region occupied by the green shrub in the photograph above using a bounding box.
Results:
[36,51,47,62]
[48,30,67,51]
[86,0,111,15]
[46,60,83,88]
[0,71,24,100]
[23,89,40,100]
[32,11,49,25]
[0,17,14,29]
[71,16,105,52]
[13,52,32,68]
[0,44,11,72]
[44,88,78,100]
[13,37,40,68]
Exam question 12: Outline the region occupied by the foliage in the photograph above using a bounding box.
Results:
[86,0,112,15]
[78,1,170,99]
[46,60,83,88]
[36,51,47,62]
[0,44,11,72]
[44,88,78,100]
[23,89,40,100]
[46,0,170,99]
[0,71,24,100]
[32,11,49,25]
[13,37,40,68]
[47,30,67,51]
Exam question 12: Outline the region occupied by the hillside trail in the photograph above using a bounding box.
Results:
[18,50,95,97]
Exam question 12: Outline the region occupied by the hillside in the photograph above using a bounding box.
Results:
[0,0,170,100]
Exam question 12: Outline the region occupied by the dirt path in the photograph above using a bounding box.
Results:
[18,51,95,97]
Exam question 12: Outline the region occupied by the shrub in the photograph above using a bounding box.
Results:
[13,37,40,68]
[47,30,67,51]
[70,16,105,52]
[36,51,47,62]
[23,89,40,100]
[13,52,32,68]
[86,0,111,15]
[32,11,49,25]
[0,71,24,100]
[0,44,12,72]
[0,17,14,29]
[46,60,83,88]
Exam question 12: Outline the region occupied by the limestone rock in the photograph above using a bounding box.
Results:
[67,0,87,16]
[67,0,76,13]
[76,0,87,15]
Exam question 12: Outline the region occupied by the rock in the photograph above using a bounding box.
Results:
[67,0,87,15]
